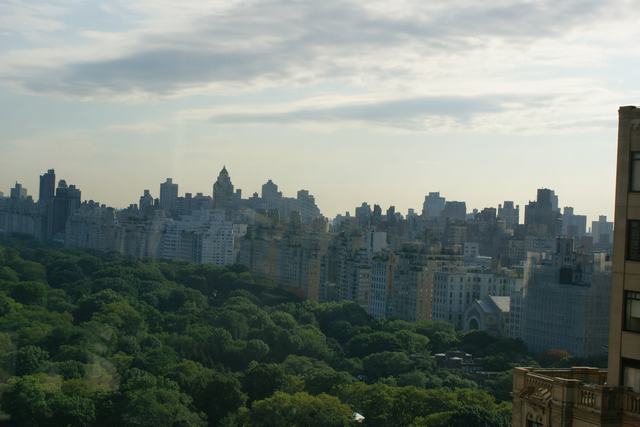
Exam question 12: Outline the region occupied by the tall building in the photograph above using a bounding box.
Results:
[50,180,81,239]
[524,188,561,236]
[212,166,236,209]
[512,107,640,427]
[355,202,372,225]
[38,169,55,204]
[159,178,178,213]
[261,179,281,201]
[432,266,517,329]
[386,247,431,322]
[441,201,467,222]
[520,239,611,358]
[9,182,27,200]
[561,206,587,239]
[498,201,520,230]
[592,215,614,249]
[609,106,640,393]
[422,192,445,219]
[139,189,154,211]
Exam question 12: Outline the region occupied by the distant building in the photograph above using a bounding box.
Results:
[10,182,27,200]
[442,201,466,222]
[591,215,613,249]
[432,266,518,329]
[520,239,611,358]
[561,206,587,239]
[386,246,431,322]
[498,201,519,230]
[524,188,561,236]
[422,192,445,219]
[139,189,154,211]
[39,169,55,204]
[159,178,178,213]
[50,180,81,240]
[463,295,510,337]
[212,166,237,209]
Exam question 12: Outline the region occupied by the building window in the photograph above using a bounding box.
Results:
[627,220,640,261]
[625,291,640,332]
[622,359,640,393]
[631,152,640,191]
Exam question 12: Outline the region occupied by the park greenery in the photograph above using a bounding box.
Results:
[0,237,541,426]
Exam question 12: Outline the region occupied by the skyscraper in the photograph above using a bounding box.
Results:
[50,180,81,239]
[422,192,445,219]
[212,166,235,209]
[524,188,561,236]
[9,182,27,200]
[38,169,55,204]
[498,201,520,230]
[512,107,640,426]
[608,106,640,393]
[159,178,178,213]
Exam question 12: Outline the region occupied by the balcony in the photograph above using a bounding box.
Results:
[512,367,640,427]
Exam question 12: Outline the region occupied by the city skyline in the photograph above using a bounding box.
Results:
[2,1,637,222]
[1,166,612,225]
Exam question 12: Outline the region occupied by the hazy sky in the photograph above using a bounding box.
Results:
[1,0,638,222]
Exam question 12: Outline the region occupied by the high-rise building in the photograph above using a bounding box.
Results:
[441,201,466,222]
[524,188,561,236]
[422,192,445,219]
[355,202,372,225]
[432,266,517,329]
[212,166,236,209]
[498,201,520,230]
[159,178,178,213]
[609,106,640,393]
[139,189,154,211]
[39,169,55,204]
[519,240,611,358]
[50,180,81,239]
[512,107,640,427]
[9,182,27,200]
[261,179,281,200]
[561,206,587,239]
[592,215,614,248]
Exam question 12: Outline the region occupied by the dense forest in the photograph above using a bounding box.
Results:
[0,237,538,426]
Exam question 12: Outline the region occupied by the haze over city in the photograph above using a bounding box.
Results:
[3,1,640,220]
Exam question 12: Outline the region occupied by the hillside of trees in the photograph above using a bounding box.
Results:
[0,237,535,426]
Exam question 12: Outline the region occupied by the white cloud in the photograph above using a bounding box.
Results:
[0,0,638,134]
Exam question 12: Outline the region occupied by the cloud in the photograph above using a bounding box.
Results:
[0,0,625,99]
[204,94,535,129]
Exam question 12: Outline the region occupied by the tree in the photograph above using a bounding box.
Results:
[197,372,246,425]
[450,405,509,427]
[362,352,414,379]
[246,392,352,427]
[538,349,571,367]
[114,369,206,427]
[15,345,50,375]
[346,332,402,357]
[242,363,286,402]
[1,375,51,426]
[10,281,47,306]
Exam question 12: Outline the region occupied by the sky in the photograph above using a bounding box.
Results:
[1,0,639,222]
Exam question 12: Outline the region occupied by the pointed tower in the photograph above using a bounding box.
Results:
[212,166,235,209]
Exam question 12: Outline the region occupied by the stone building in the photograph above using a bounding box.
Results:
[432,266,518,329]
[512,106,640,427]
[462,295,510,336]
